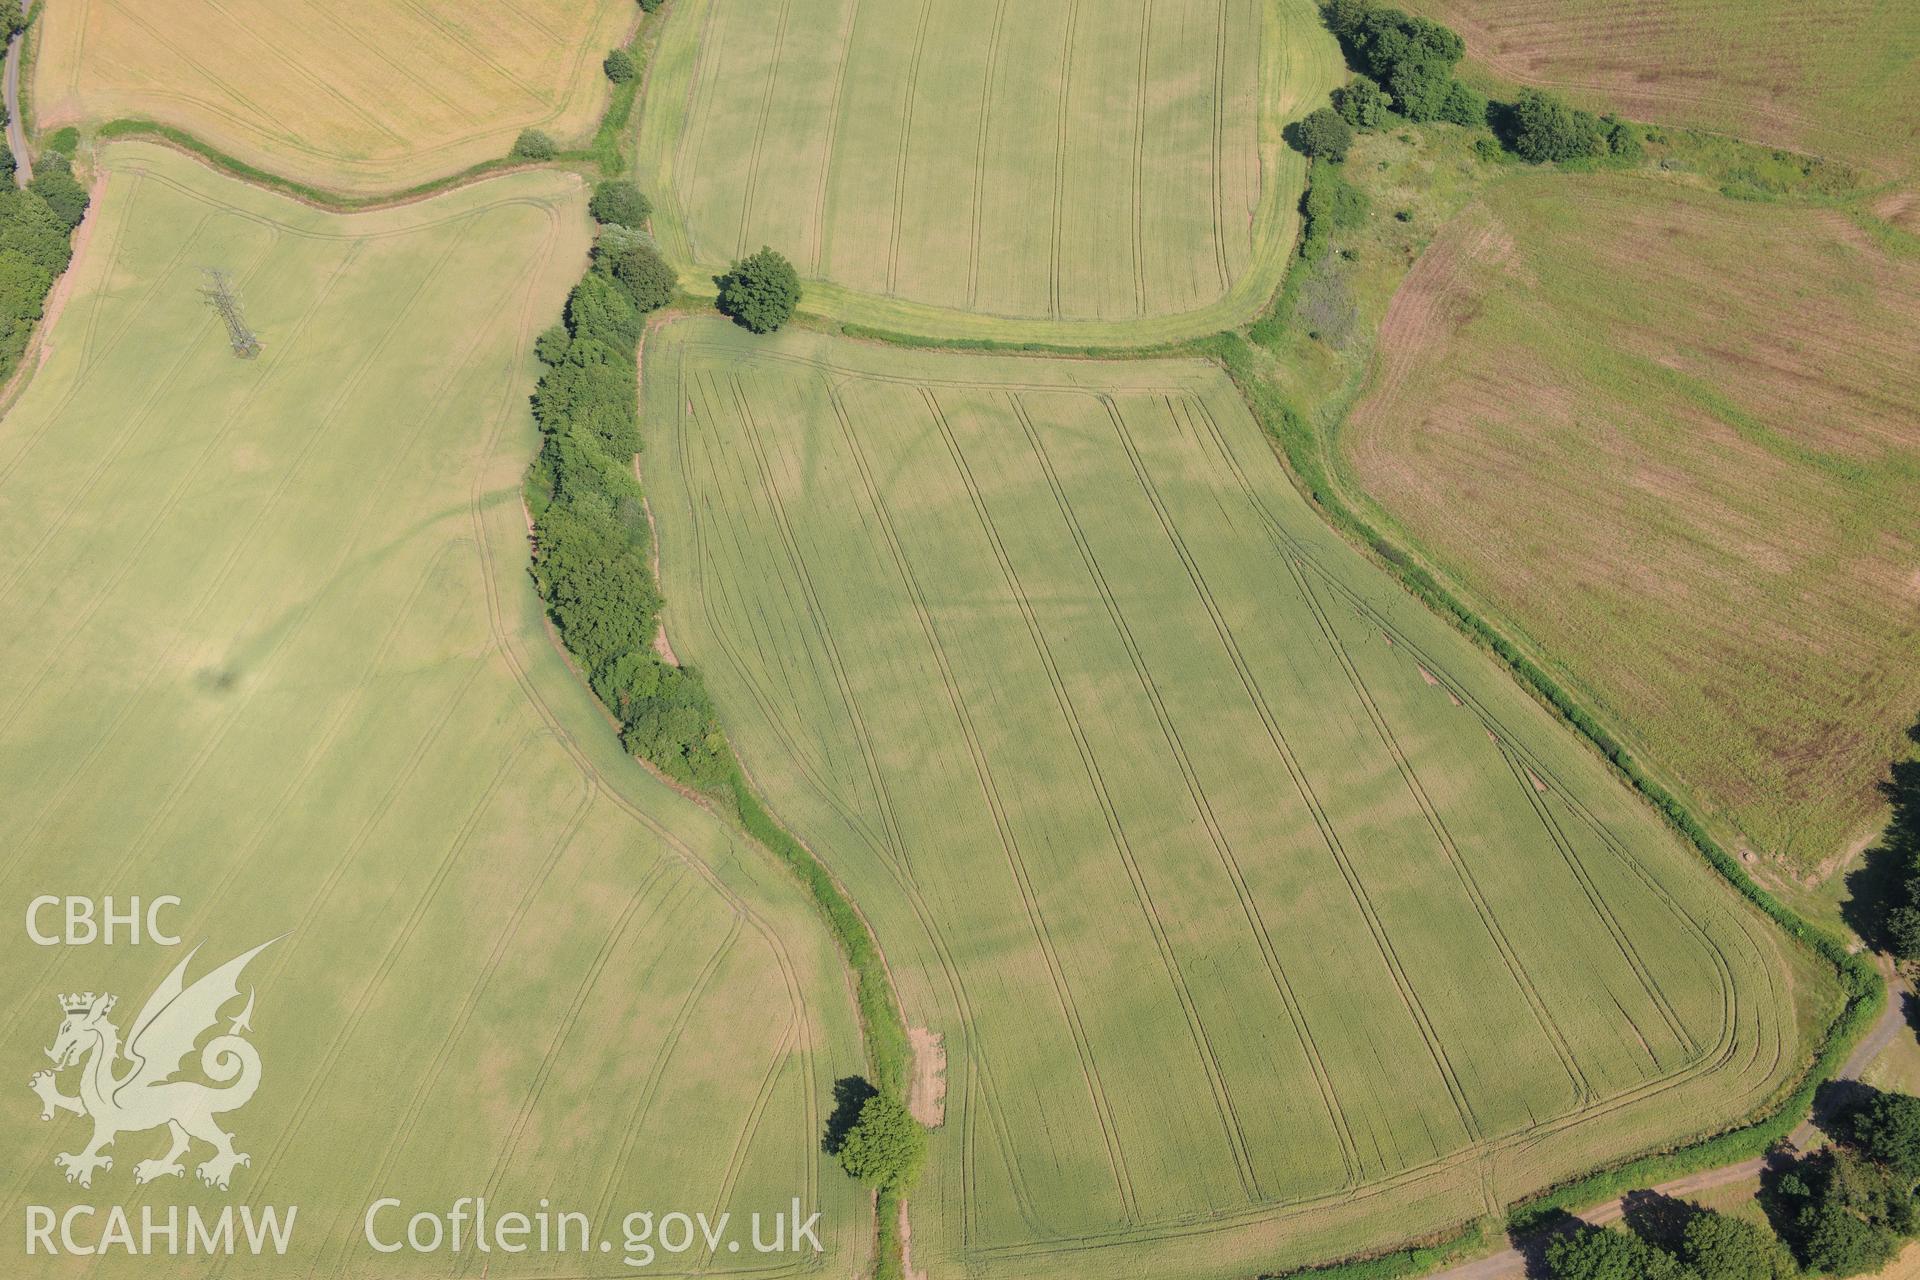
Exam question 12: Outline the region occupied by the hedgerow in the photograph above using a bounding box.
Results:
[0,174,86,384]
[526,216,911,1101]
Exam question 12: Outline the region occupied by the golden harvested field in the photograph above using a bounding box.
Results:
[1402,0,1920,177]
[634,0,1343,343]
[32,0,633,191]
[1342,172,1920,869]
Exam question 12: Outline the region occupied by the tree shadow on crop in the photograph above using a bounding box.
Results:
[821,1075,876,1156]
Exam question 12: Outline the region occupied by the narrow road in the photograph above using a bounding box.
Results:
[1426,964,1909,1280]
[4,1,28,187]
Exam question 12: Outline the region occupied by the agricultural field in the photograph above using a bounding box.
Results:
[0,145,865,1276]
[644,319,1832,1279]
[633,0,1343,342]
[1399,0,1920,179]
[1341,172,1920,871]
[32,0,634,192]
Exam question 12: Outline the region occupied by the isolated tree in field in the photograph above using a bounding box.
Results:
[1678,1209,1793,1280]
[1509,90,1607,163]
[1543,1224,1691,1280]
[589,179,652,229]
[1853,1090,1920,1180]
[717,247,800,333]
[638,0,664,11]
[1290,108,1354,161]
[511,129,557,161]
[833,1092,926,1191]
[594,228,676,313]
[603,47,637,83]
[1333,77,1391,130]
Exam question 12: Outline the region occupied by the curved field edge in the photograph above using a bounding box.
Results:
[631,0,1344,345]
[1205,326,1883,1252]
[639,318,1850,1278]
[0,141,870,1274]
[30,0,636,195]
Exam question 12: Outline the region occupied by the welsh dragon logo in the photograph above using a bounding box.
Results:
[28,938,276,1191]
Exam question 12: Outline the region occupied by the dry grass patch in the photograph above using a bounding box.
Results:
[1343,171,1920,869]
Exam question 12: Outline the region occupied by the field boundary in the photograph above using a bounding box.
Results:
[1199,329,1883,1267]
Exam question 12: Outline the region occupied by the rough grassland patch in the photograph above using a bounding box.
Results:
[0,145,865,1277]
[1342,172,1920,869]
[1401,0,1920,179]
[34,0,633,192]
[645,317,1830,1279]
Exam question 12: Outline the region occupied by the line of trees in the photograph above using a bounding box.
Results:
[1307,2,1643,166]
[525,182,737,793]
[0,137,90,385]
[1544,1087,1920,1280]
[527,185,926,1254]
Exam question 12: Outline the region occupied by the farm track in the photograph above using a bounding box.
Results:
[1046,0,1081,319]
[883,0,933,295]
[1128,0,1152,315]
[734,0,793,259]
[4,11,27,185]
[965,0,1011,307]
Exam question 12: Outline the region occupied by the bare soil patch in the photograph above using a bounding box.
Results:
[907,1026,946,1128]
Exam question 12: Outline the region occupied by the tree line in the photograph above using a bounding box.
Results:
[525,182,924,1234]
[1542,1087,1920,1279]
[0,133,91,386]
[1291,1,1644,167]
[524,179,737,792]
